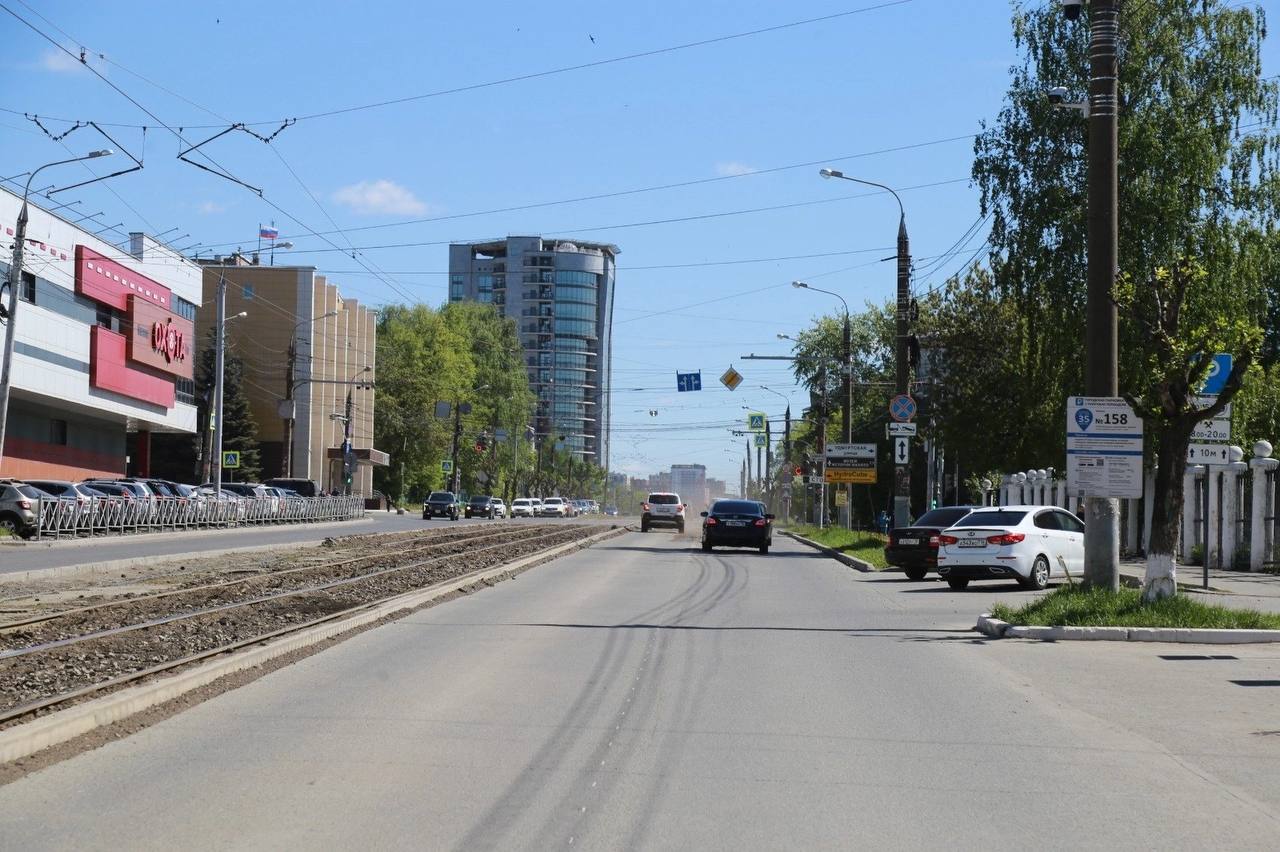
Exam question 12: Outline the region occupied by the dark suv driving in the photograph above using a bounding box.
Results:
[423,491,461,521]
[465,495,498,519]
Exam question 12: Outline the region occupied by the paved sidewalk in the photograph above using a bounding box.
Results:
[1119,558,1280,615]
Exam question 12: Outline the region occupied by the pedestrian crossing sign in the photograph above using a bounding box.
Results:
[754,433,767,448]
[221,450,241,468]
[747,411,766,432]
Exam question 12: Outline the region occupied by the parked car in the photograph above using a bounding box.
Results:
[604,504,619,516]
[23,480,100,523]
[263,478,322,498]
[466,495,499,519]
[700,499,774,554]
[884,505,979,581]
[529,498,543,517]
[641,492,686,533]
[84,479,156,519]
[540,497,568,517]
[0,482,42,537]
[423,491,462,520]
[511,498,535,518]
[935,505,1085,591]
[491,498,507,519]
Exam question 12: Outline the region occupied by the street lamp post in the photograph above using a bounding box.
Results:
[340,366,372,494]
[211,283,249,496]
[819,168,912,528]
[283,310,339,477]
[760,385,791,518]
[793,281,853,530]
[0,151,113,471]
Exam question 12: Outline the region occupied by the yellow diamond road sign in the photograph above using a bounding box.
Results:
[720,366,743,391]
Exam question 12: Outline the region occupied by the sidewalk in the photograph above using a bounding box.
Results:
[1119,559,1280,615]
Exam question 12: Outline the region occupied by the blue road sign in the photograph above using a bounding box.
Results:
[754,433,768,448]
[1201,353,1232,395]
[676,371,702,392]
[889,394,917,423]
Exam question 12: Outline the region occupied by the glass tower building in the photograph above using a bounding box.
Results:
[448,236,618,466]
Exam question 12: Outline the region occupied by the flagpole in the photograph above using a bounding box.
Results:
[257,222,261,261]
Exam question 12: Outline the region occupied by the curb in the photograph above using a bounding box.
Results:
[0,526,625,765]
[781,531,875,572]
[974,612,1280,643]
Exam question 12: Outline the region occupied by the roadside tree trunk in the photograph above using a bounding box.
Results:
[1143,425,1194,601]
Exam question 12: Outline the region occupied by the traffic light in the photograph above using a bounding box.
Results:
[793,464,804,477]
[474,433,489,453]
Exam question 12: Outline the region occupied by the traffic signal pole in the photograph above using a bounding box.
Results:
[450,400,462,494]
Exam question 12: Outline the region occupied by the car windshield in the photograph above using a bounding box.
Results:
[649,494,679,504]
[914,507,973,527]
[469,496,490,504]
[953,510,1027,527]
[17,485,44,499]
[428,492,453,501]
[710,500,763,516]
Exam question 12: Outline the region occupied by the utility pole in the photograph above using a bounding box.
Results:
[894,213,912,528]
[341,384,355,495]
[283,338,296,478]
[213,273,226,495]
[764,417,773,512]
[842,311,853,530]
[450,400,463,494]
[1084,0,1121,590]
[745,438,753,498]
[784,404,792,521]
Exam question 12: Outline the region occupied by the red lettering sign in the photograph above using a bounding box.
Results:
[151,317,187,364]
[127,296,194,380]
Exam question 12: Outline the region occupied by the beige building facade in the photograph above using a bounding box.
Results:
[197,258,383,494]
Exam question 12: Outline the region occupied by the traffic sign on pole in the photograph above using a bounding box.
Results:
[1187,443,1232,465]
[676,371,702,392]
[441,459,454,474]
[221,450,241,469]
[719,366,743,391]
[886,422,917,437]
[825,442,876,484]
[747,411,766,432]
[894,436,909,465]
[1065,396,1143,498]
[889,394,917,423]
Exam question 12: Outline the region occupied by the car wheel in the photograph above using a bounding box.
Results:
[0,514,20,536]
[759,544,769,555]
[702,541,712,552]
[641,521,650,533]
[1023,555,1050,590]
[904,567,927,581]
[947,577,970,591]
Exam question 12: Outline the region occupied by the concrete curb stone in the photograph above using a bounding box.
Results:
[974,613,1280,644]
[781,531,875,573]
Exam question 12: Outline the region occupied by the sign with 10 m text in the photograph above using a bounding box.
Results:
[1065,396,1144,499]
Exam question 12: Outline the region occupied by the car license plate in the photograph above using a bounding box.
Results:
[897,537,919,545]
[727,520,746,526]
[958,539,986,548]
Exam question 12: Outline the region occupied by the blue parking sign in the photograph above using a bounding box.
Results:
[1201,353,1232,395]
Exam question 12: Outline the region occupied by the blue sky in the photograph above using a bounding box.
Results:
[3,0,1276,489]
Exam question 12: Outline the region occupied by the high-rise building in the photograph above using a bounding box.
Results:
[449,236,617,466]
[670,464,708,508]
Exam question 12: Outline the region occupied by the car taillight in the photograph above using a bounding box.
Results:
[987,533,1026,545]
[753,518,767,527]
[18,499,31,510]
[705,517,718,525]
[938,534,959,545]
[928,535,940,548]
[641,502,650,511]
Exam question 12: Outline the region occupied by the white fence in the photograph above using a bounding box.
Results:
[993,441,1278,572]
[29,494,366,540]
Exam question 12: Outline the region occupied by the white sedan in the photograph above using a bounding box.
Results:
[935,505,1084,591]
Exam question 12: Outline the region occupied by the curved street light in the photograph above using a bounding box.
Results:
[793,280,853,530]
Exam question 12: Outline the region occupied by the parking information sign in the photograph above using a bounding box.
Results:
[825,443,877,485]
[1066,396,1143,498]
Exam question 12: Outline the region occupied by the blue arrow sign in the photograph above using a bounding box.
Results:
[676,371,702,392]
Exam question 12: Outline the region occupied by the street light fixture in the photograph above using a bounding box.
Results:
[0,151,114,471]
[818,167,912,527]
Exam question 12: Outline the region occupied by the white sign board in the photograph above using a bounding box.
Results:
[894,436,910,465]
[886,422,917,437]
[1066,396,1144,498]
[826,443,876,460]
[1187,443,1232,465]
[1194,395,1230,417]
[1190,418,1231,442]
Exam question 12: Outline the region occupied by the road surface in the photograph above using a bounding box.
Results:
[2,531,1278,849]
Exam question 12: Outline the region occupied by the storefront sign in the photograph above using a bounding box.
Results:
[127,296,193,380]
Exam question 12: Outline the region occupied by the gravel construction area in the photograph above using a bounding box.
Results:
[0,523,609,720]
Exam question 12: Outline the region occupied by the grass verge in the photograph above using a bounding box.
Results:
[990,585,1280,630]
[785,524,888,569]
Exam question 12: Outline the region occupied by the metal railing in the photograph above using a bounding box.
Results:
[30,494,366,540]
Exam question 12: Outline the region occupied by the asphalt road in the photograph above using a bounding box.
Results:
[0,513,606,576]
[2,532,1278,849]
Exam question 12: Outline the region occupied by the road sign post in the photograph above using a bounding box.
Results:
[825,443,876,485]
[676,371,702,392]
[893,436,910,466]
[719,366,743,391]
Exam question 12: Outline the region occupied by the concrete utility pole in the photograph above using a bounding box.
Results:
[341,385,355,494]
[450,401,464,494]
[1084,0,1121,589]
[0,151,111,471]
[213,274,227,495]
[283,310,337,478]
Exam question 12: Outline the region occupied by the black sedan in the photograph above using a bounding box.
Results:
[422,491,461,521]
[700,499,774,554]
[883,505,978,580]
[465,495,497,519]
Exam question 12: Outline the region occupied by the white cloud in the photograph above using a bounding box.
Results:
[39,49,87,74]
[196,200,227,214]
[332,179,429,216]
[715,161,757,177]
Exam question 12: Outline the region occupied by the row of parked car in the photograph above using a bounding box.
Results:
[420,492,608,522]
[0,475,339,538]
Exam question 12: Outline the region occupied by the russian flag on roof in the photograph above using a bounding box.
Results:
[259,225,279,240]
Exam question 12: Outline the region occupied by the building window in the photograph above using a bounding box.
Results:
[242,284,255,301]
[173,296,197,321]
[20,271,35,304]
[49,419,67,446]
[449,274,465,302]
[176,377,196,406]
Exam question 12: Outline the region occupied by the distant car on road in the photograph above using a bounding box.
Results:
[511,498,534,518]
[466,495,498,519]
[641,492,685,533]
[491,498,507,518]
[936,505,1084,591]
[423,491,462,521]
[604,504,619,516]
[540,497,568,517]
[884,505,979,581]
[700,499,773,554]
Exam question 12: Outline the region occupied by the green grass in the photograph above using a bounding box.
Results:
[786,524,889,569]
[990,585,1280,630]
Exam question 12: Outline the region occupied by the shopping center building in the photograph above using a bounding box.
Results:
[0,186,199,481]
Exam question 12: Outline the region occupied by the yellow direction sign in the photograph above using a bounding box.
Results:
[747,411,766,432]
[720,366,743,391]
[825,467,876,485]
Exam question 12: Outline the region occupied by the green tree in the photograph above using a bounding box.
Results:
[969,0,1279,597]
[194,332,262,482]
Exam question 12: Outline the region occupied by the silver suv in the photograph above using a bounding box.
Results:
[0,482,42,538]
[642,492,686,533]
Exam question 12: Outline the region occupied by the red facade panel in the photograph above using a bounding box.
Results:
[127,296,194,380]
[75,245,172,312]
[90,326,176,408]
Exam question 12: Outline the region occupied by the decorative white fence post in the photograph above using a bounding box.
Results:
[1222,448,1248,571]
[1207,465,1222,569]
[1250,441,1277,572]
[1182,465,1202,560]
